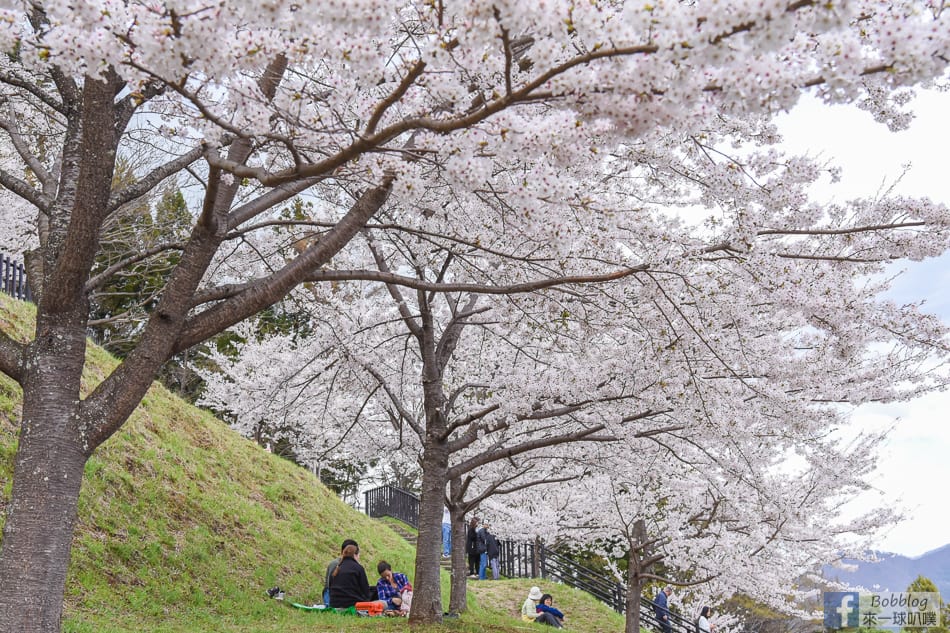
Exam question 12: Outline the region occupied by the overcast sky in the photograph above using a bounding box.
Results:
[776,88,950,559]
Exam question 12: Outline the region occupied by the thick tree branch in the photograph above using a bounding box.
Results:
[365,59,427,135]
[0,328,26,384]
[446,424,614,479]
[0,167,50,210]
[176,176,394,351]
[444,403,502,437]
[0,70,64,113]
[227,177,323,229]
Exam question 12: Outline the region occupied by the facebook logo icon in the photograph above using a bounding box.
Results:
[824,592,860,629]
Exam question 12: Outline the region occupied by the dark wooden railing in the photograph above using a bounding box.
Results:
[363,485,419,528]
[363,484,696,631]
[1,253,31,303]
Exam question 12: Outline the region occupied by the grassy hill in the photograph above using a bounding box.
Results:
[0,294,626,633]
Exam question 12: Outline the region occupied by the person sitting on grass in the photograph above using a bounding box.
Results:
[328,544,385,610]
[535,593,565,628]
[323,538,358,605]
[375,560,411,612]
[522,586,543,622]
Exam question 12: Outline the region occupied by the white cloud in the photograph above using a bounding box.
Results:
[848,392,950,557]
[777,89,950,558]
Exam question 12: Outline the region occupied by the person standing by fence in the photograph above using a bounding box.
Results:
[484,523,500,580]
[476,521,490,580]
[441,506,451,558]
[465,516,480,578]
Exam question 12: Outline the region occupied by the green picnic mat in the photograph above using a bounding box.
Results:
[289,603,358,615]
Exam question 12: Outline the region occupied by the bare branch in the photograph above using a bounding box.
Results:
[758,221,928,236]
[367,235,423,340]
[0,104,54,193]
[358,359,425,438]
[84,241,185,293]
[107,146,205,212]
[302,266,646,295]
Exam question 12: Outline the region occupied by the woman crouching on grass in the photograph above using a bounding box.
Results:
[376,560,412,612]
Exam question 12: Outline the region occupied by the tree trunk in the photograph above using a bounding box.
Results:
[408,441,449,625]
[0,324,89,633]
[625,520,651,633]
[447,500,468,615]
[625,567,644,633]
[0,72,124,633]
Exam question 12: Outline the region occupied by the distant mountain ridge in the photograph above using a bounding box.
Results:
[823,544,950,599]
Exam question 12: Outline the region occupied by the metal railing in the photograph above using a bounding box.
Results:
[363,485,419,528]
[1,253,32,303]
[498,538,541,579]
[640,596,696,633]
[537,544,626,613]
[363,484,697,629]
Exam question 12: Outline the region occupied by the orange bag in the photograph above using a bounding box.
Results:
[355,601,384,616]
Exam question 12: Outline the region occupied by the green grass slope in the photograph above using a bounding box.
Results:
[0,294,626,633]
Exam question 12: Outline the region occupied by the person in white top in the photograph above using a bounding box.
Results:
[697,606,715,633]
[441,506,452,558]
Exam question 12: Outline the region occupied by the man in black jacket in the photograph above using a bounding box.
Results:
[465,516,480,578]
[476,521,497,580]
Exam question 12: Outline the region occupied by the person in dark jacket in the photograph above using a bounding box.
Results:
[328,544,385,609]
[465,516,480,578]
[535,593,565,628]
[484,523,500,580]
[477,521,495,580]
[476,522,487,580]
[323,538,358,605]
[653,586,673,633]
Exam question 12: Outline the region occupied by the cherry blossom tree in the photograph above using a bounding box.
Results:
[0,2,949,633]
[201,253,638,617]
[549,424,901,633]
[205,151,950,621]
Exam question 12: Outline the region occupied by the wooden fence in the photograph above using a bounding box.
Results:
[0,252,32,303]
